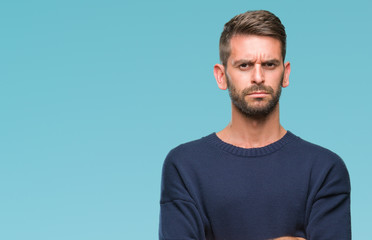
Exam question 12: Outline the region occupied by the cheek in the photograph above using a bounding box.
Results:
[265,71,284,84]
[264,69,281,77]
[230,72,251,87]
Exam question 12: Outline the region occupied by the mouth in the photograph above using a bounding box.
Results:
[247,91,269,97]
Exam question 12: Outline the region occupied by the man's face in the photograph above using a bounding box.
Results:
[226,71,283,118]
[223,35,290,118]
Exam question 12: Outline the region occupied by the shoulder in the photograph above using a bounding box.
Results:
[163,133,214,166]
[291,133,345,165]
[290,133,349,182]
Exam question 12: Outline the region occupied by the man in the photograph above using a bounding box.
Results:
[159,10,351,240]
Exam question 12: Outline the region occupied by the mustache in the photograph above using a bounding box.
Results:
[241,85,274,95]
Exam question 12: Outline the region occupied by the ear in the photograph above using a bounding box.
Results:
[282,61,291,88]
[214,64,228,90]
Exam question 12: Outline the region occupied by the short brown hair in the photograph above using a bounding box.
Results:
[219,10,287,67]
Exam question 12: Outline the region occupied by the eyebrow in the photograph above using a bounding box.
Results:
[232,59,281,66]
[232,59,253,66]
[263,59,281,65]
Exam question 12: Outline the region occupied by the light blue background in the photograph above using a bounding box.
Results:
[1,0,371,239]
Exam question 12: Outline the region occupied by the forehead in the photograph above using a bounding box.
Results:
[229,35,282,61]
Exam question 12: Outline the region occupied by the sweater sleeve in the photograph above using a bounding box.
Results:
[306,158,351,240]
[159,151,205,240]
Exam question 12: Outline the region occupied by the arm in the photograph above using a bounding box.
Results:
[306,158,351,239]
[159,152,205,240]
[272,238,306,240]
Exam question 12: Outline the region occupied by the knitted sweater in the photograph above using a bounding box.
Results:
[159,131,351,240]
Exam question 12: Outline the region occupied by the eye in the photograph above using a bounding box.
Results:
[263,62,277,69]
[239,63,253,70]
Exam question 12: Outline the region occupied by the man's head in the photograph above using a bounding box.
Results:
[213,11,290,119]
[219,10,286,68]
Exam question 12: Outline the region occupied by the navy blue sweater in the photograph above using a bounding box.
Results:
[159,131,351,240]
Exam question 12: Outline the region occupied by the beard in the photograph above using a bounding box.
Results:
[227,74,283,118]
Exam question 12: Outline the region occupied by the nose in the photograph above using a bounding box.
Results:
[252,64,264,84]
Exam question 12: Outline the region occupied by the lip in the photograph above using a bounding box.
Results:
[247,92,269,97]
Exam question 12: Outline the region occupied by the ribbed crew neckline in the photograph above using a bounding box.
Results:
[204,131,298,157]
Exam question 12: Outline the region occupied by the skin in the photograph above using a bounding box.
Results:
[214,35,304,240]
[213,35,291,148]
[272,238,306,240]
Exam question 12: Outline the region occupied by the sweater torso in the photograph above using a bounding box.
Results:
[160,131,351,240]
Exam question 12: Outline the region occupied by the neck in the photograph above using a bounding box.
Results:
[217,103,286,148]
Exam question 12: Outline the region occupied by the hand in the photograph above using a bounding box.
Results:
[271,237,306,240]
